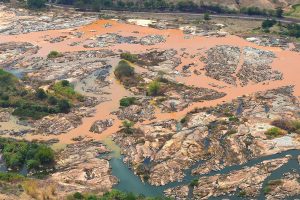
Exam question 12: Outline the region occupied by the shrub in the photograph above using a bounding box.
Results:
[34,145,55,165]
[180,117,187,124]
[36,88,47,100]
[47,51,62,59]
[262,19,277,29]
[122,120,134,134]
[48,96,58,105]
[228,116,239,122]
[53,81,83,102]
[120,52,138,63]
[27,0,46,9]
[147,80,161,96]
[114,60,135,79]
[61,80,70,87]
[204,13,210,20]
[27,159,40,171]
[120,97,136,107]
[73,192,84,199]
[190,179,199,187]
[265,127,286,138]
[58,99,71,113]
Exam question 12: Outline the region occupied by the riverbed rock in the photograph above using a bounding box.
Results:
[90,119,114,133]
[49,141,118,196]
[191,158,289,199]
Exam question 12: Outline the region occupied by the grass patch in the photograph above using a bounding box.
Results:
[271,119,300,133]
[0,172,24,182]
[264,127,287,139]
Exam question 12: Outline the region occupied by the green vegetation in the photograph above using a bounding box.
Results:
[228,115,239,122]
[286,4,300,18]
[204,13,210,20]
[271,119,300,133]
[52,80,83,102]
[264,127,287,139]
[180,117,187,124]
[262,19,277,30]
[119,97,136,107]
[120,52,138,63]
[114,60,135,80]
[0,70,80,119]
[0,172,25,182]
[0,138,54,172]
[190,178,199,187]
[68,190,172,200]
[122,120,134,134]
[260,19,300,38]
[47,51,63,59]
[147,80,161,96]
[238,190,246,197]
[27,0,46,9]
[263,180,283,194]
[57,0,286,18]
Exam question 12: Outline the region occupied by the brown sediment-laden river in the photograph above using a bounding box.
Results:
[1,11,300,198]
[1,18,298,143]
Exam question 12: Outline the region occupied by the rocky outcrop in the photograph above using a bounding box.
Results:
[203,45,283,86]
[204,45,241,85]
[49,141,118,195]
[265,173,300,200]
[192,158,289,199]
[90,119,114,133]
[139,35,166,45]
[113,86,300,187]
[237,47,282,86]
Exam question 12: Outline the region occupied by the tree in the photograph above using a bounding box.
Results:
[27,0,46,9]
[204,13,211,20]
[34,145,54,165]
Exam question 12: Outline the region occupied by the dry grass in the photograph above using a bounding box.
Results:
[23,180,57,200]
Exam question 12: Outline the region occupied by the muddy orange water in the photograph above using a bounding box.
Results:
[1,19,300,144]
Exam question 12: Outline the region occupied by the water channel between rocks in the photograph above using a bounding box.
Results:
[103,137,300,199]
